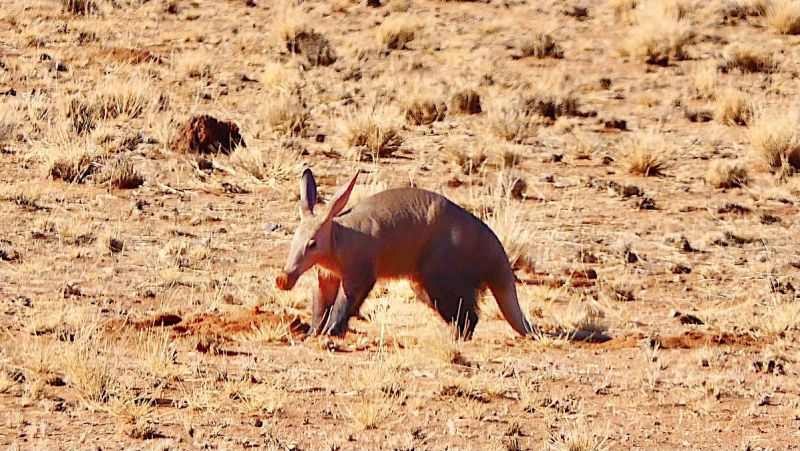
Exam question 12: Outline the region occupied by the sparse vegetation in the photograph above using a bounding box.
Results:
[749,110,800,172]
[616,132,668,176]
[1,0,799,448]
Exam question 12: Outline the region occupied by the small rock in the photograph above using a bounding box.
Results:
[366,0,381,6]
[510,178,527,199]
[603,118,627,130]
[0,241,20,262]
[262,223,283,234]
[670,264,692,274]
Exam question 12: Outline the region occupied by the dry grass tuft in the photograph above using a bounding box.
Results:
[749,110,800,172]
[403,96,447,125]
[97,157,145,189]
[230,144,300,183]
[378,16,419,50]
[689,62,719,100]
[340,106,404,161]
[261,89,310,137]
[175,50,216,79]
[62,0,96,15]
[705,160,749,188]
[620,11,692,65]
[547,418,609,451]
[724,44,778,73]
[37,136,103,183]
[766,0,800,34]
[714,89,753,125]
[615,132,669,176]
[609,0,639,25]
[487,96,539,143]
[341,392,400,430]
[520,32,564,58]
[62,328,118,404]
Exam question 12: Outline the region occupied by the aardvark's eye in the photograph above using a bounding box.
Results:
[307,239,317,250]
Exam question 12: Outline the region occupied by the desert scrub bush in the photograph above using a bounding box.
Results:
[705,160,749,188]
[689,62,719,100]
[403,95,447,125]
[378,15,419,50]
[522,83,582,121]
[619,11,693,65]
[63,328,118,404]
[720,0,768,19]
[609,0,638,25]
[615,132,668,176]
[96,157,145,189]
[749,110,800,173]
[724,44,778,73]
[260,62,304,93]
[714,89,753,125]
[519,31,563,58]
[62,0,96,14]
[35,136,103,183]
[487,97,539,144]
[339,106,404,161]
[766,0,800,34]
[92,77,152,120]
[261,89,310,137]
[175,50,216,79]
[229,144,300,183]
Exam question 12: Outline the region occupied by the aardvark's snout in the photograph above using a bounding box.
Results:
[275,271,299,291]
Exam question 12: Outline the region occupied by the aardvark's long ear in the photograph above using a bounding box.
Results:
[323,172,359,222]
[299,168,317,218]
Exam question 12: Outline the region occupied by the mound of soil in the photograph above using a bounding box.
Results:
[171,308,309,340]
[170,115,245,155]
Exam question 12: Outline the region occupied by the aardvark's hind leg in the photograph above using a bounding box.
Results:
[420,272,479,339]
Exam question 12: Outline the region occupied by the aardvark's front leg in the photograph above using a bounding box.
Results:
[311,271,340,336]
[319,276,375,336]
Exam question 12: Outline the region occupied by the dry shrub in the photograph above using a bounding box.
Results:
[620,12,693,65]
[520,32,563,58]
[62,328,118,404]
[92,78,152,120]
[62,0,96,14]
[749,110,800,173]
[229,144,299,182]
[261,89,310,137]
[766,0,800,34]
[487,97,539,143]
[260,62,304,93]
[286,29,337,67]
[0,106,19,145]
[340,106,404,161]
[98,157,145,189]
[449,89,482,114]
[403,96,447,125]
[705,160,749,188]
[616,132,668,176]
[378,16,419,50]
[689,62,719,100]
[522,86,581,121]
[175,50,216,79]
[720,0,769,19]
[38,136,103,183]
[724,44,778,73]
[609,0,638,25]
[714,89,753,125]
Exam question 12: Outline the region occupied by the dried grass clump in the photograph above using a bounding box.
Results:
[714,89,753,125]
[230,145,299,182]
[724,44,778,73]
[340,107,404,161]
[720,0,768,19]
[378,16,419,50]
[92,78,152,120]
[98,157,145,189]
[63,329,118,404]
[487,98,539,144]
[38,137,103,183]
[175,50,216,79]
[615,132,668,176]
[705,160,749,188]
[766,0,800,34]
[62,0,96,14]
[749,110,800,173]
[261,89,310,137]
[689,62,719,100]
[620,12,693,65]
[0,106,20,145]
[609,0,638,25]
[403,96,447,125]
[519,32,564,58]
